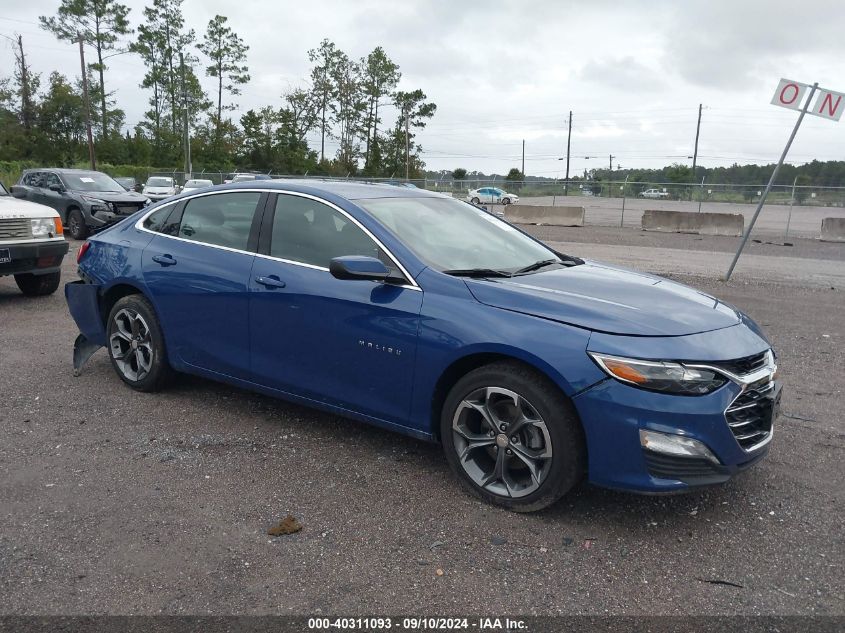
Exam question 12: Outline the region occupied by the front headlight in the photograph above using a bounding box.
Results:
[31,217,62,238]
[81,195,110,212]
[589,352,728,395]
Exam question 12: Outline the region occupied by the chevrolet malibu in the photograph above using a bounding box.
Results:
[65,181,780,511]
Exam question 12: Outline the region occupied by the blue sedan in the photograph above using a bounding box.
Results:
[65,181,780,511]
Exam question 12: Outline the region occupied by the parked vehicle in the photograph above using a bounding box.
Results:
[0,182,68,296]
[66,181,780,511]
[640,188,670,199]
[225,173,273,184]
[114,177,141,193]
[142,177,180,202]
[467,187,519,205]
[182,179,215,193]
[11,169,151,240]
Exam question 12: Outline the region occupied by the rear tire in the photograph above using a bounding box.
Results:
[471,197,480,205]
[14,271,61,296]
[441,362,586,512]
[67,209,88,240]
[106,294,172,392]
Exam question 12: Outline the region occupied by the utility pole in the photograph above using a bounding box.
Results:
[691,103,702,178]
[609,154,615,171]
[691,103,703,200]
[77,33,96,170]
[564,111,572,196]
[521,139,525,178]
[608,155,615,198]
[404,105,410,181]
[180,53,192,180]
[14,36,33,131]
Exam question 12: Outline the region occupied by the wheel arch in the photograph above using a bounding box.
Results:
[429,350,582,442]
[99,282,147,326]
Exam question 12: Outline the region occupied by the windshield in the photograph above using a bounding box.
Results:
[146,177,173,187]
[185,180,212,187]
[63,172,125,193]
[360,197,560,272]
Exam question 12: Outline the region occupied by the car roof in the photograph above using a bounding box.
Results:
[206,179,448,201]
[24,168,106,175]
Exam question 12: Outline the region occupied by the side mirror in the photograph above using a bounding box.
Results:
[49,183,64,193]
[329,256,390,281]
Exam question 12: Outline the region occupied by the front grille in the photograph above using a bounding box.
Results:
[115,204,144,216]
[0,218,32,239]
[709,351,769,376]
[726,379,777,450]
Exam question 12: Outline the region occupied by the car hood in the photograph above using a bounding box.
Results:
[464,261,741,336]
[0,195,59,219]
[76,190,149,203]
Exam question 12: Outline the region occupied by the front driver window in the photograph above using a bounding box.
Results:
[177,192,261,250]
[270,194,382,269]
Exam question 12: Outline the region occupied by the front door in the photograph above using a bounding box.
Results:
[141,191,265,380]
[249,193,423,425]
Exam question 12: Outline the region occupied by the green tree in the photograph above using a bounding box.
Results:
[37,72,85,164]
[452,168,467,180]
[130,14,167,154]
[330,52,365,172]
[197,15,249,150]
[40,0,132,139]
[389,89,436,178]
[308,39,344,162]
[505,167,524,190]
[360,47,400,172]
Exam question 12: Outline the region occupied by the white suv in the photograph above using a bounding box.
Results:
[0,182,69,296]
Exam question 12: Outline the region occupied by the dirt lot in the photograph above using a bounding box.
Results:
[0,231,843,617]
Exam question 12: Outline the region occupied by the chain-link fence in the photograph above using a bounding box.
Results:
[146,170,845,208]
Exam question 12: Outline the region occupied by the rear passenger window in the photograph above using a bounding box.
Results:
[270,194,381,268]
[177,192,261,250]
[142,204,174,232]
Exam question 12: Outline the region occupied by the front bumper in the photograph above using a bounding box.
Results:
[573,377,781,493]
[144,193,173,201]
[0,240,69,276]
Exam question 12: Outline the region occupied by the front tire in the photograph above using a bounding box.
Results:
[107,294,172,392]
[67,209,88,240]
[441,362,586,512]
[502,197,511,205]
[14,271,61,296]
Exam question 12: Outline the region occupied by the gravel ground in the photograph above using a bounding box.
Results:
[0,235,842,616]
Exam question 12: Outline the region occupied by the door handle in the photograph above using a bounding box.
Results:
[255,275,286,289]
[152,254,177,266]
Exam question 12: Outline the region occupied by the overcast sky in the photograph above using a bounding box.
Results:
[2,0,844,177]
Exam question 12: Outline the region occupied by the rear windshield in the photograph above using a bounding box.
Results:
[63,172,124,193]
[146,177,174,187]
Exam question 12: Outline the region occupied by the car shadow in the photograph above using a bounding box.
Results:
[160,372,756,530]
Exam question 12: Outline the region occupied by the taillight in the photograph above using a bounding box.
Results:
[77,240,91,263]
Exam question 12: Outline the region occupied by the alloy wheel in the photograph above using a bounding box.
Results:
[451,387,553,498]
[109,308,154,382]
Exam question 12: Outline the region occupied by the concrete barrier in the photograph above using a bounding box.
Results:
[642,209,744,237]
[820,217,845,242]
[506,205,585,227]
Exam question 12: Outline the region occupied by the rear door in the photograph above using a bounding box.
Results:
[248,192,423,424]
[141,190,266,380]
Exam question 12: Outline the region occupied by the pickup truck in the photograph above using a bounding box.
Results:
[0,181,69,296]
[639,188,670,199]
